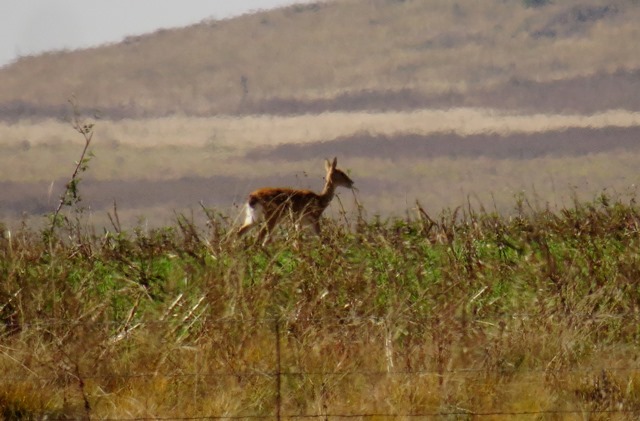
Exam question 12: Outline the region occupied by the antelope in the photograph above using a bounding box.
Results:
[237,157,354,245]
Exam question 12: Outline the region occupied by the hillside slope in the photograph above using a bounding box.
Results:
[1,0,639,119]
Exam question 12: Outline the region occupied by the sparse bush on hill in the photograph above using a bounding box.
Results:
[523,0,551,8]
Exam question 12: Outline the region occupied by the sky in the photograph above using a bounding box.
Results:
[0,0,310,68]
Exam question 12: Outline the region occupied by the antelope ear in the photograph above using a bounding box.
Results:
[331,157,338,169]
[325,159,332,171]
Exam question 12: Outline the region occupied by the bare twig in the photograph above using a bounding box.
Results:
[49,97,95,237]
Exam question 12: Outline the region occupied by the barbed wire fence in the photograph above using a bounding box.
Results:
[2,314,640,420]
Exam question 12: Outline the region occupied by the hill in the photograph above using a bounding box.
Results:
[1,0,640,225]
[1,0,640,119]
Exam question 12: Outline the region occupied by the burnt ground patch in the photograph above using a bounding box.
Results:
[1,177,237,218]
[2,70,639,122]
[246,126,640,161]
[472,70,640,114]
[0,175,318,219]
[241,70,640,116]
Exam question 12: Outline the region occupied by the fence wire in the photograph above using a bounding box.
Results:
[12,310,640,328]
[2,314,639,420]
[31,408,640,420]
[1,366,639,383]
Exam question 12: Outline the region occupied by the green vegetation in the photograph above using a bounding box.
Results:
[1,193,640,418]
[1,0,640,413]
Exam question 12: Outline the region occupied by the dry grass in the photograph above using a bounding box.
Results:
[1,108,639,182]
[1,193,640,418]
[3,108,640,149]
[2,1,640,417]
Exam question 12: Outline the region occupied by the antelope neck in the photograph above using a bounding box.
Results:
[318,179,337,209]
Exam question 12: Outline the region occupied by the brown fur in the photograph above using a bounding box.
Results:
[237,157,354,244]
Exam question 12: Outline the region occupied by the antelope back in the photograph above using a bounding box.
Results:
[251,188,320,216]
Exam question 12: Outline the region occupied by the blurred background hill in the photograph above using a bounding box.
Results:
[1,0,639,119]
[1,0,639,225]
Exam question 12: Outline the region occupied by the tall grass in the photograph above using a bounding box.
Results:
[1,192,639,418]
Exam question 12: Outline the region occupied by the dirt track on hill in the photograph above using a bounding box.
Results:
[247,126,640,161]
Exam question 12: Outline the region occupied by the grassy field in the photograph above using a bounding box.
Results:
[1,108,640,227]
[3,109,640,151]
[1,192,640,418]
[1,0,640,418]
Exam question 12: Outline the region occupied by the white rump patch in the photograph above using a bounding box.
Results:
[244,202,264,225]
